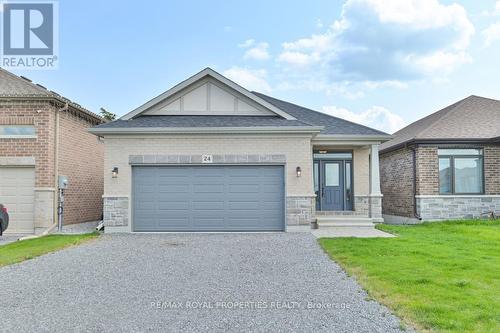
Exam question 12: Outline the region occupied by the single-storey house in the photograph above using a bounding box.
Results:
[0,68,104,233]
[380,95,500,223]
[90,68,391,232]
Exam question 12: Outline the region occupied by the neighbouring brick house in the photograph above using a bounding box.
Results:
[380,95,500,223]
[0,68,104,233]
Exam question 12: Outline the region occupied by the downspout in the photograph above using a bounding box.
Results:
[53,103,68,228]
[411,146,422,220]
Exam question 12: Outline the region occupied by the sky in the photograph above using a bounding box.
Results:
[10,0,500,134]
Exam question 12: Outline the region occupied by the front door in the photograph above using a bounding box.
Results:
[321,161,344,211]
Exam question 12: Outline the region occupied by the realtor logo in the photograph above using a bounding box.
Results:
[1,0,58,69]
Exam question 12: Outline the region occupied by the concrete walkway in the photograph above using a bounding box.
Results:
[311,226,395,238]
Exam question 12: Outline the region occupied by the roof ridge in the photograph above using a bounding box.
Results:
[252,91,389,136]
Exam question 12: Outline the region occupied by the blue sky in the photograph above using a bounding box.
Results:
[10,0,500,134]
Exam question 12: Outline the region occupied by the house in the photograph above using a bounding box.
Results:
[380,95,500,223]
[0,69,104,234]
[89,68,391,233]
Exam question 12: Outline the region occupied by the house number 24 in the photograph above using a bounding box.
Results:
[202,155,213,163]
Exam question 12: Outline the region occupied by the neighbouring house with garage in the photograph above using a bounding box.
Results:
[380,95,500,223]
[0,68,104,234]
[90,68,391,233]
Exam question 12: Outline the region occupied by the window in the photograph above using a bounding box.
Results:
[0,125,36,137]
[438,149,483,194]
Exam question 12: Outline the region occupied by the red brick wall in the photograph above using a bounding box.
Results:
[0,100,55,187]
[380,147,415,217]
[58,111,103,224]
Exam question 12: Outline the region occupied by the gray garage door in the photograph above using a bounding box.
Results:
[132,165,285,232]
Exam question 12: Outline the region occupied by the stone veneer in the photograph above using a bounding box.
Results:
[417,195,500,220]
[103,197,129,227]
[286,196,315,225]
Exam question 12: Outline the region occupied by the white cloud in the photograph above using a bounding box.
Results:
[482,2,500,46]
[321,105,406,134]
[244,42,270,61]
[239,39,270,61]
[482,1,500,16]
[238,39,255,48]
[316,19,324,29]
[277,0,474,82]
[223,66,272,93]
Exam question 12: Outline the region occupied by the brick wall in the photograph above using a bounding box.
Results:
[415,146,439,195]
[58,111,104,224]
[484,145,500,195]
[0,100,55,187]
[380,147,414,217]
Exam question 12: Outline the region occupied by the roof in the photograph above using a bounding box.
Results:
[95,115,310,129]
[0,68,102,123]
[380,95,500,153]
[92,69,390,139]
[253,92,389,137]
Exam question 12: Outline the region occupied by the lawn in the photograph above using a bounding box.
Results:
[319,220,500,333]
[0,233,99,267]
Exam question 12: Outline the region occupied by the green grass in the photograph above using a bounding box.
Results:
[0,232,99,267]
[319,220,500,333]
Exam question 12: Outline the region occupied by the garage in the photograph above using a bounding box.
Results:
[132,165,285,232]
[0,167,35,233]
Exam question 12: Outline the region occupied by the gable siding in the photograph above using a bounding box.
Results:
[380,147,415,217]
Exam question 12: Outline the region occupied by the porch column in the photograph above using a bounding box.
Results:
[370,144,381,195]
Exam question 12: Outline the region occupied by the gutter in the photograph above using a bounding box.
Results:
[380,137,500,155]
[313,134,392,142]
[88,126,324,136]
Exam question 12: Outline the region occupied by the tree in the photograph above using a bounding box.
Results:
[99,107,116,121]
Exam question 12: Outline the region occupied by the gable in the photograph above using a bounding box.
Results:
[121,68,295,120]
[143,78,275,116]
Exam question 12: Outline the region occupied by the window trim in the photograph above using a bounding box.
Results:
[438,149,484,195]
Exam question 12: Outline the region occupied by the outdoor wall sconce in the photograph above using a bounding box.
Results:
[112,167,119,178]
[296,166,302,177]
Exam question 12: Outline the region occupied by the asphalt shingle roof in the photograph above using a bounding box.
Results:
[0,68,102,121]
[96,115,311,128]
[380,95,500,152]
[253,92,389,136]
[95,91,390,137]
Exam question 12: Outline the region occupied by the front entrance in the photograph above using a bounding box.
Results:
[314,151,353,211]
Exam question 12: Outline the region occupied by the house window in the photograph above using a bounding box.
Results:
[0,125,36,137]
[438,149,483,194]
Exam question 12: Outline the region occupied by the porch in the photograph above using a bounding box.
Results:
[311,142,383,227]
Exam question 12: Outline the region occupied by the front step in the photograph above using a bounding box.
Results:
[316,216,375,227]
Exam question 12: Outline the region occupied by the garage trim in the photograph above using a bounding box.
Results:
[130,163,287,232]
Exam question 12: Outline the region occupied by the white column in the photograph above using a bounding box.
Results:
[370,144,381,195]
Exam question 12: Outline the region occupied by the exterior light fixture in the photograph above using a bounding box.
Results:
[296,166,302,177]
[112,167,119,178]
[319,150,328,154]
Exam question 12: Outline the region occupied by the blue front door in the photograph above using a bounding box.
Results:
[321,161,344,211]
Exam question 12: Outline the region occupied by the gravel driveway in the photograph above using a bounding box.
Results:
[0,233,407,332]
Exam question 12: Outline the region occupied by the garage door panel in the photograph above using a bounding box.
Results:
[0,167,35,233]
[133,165,284,232]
